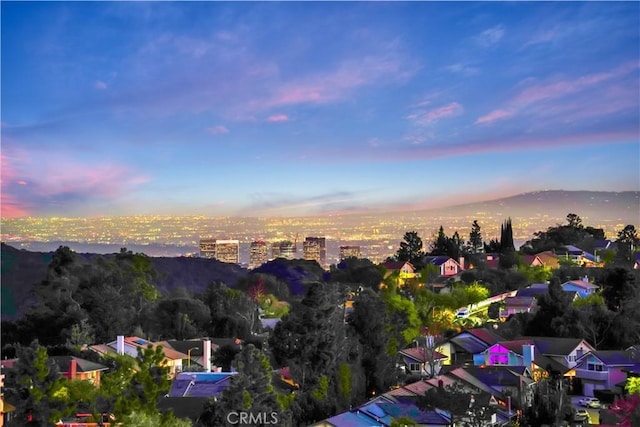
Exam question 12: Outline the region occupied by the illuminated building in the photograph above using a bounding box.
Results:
[199,239,239,264]
[339,245,361,261]
[249,240,268,269]
[303,236,326,267]
[271,240,296,260]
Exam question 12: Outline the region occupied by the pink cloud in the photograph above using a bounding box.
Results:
[267,114,289,123]
[1,149,151,218]
[255,55,417,110]
[476,61,639,125]
[513,61,639,107]
[411,102,463,125]
[207,125,229,135]
[94,80,108,90]
[0,154,30,217]
[475,109,514,125]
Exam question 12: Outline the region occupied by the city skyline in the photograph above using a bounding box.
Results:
[2,2,639,219]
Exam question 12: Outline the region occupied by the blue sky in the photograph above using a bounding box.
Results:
[2,1,639,218]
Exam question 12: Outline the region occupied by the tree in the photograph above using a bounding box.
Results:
[467,220,483,254]
[4,341,71,425]
[499,218,517,269]
[397,231,425,268]
[417,382,490,426]
[601,267,639,311]
[522,376,572,426]
[122,411,191,427]
[566,213,583,229]
[269,282,345,391]
[430,226,449,256]
[348,289,399,396]
[617,225,639,264]
[97,345,173,423]
[201,344,283,427]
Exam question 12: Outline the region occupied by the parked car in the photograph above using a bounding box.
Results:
[574,409,590,422]
[579,397,600,408]
[456,308,469,318]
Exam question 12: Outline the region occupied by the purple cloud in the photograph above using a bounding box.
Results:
[267,114,289,123]
[475,109,513,125]
[475,61,639,124]
[1,147,150,217]
[409,102,463,125]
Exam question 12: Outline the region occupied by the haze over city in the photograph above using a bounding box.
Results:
[2,2,639,220]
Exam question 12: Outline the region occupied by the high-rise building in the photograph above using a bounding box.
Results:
[199,239,240,264]
[339,245,361,261]
[303,237,326,267]
[249,240,268,269]
[271,240,296,260]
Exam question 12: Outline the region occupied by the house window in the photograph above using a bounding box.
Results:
[587,363,604,372]
[568,355,575,363]
[409,363,422,372]
[489,353,508,365]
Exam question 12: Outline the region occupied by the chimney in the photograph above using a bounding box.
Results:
[203,339,212,372]
[116,335,125,355]
[522,344,535,371]
[69,358,77,380]
[458,257,465,270]
[582,275,589,283]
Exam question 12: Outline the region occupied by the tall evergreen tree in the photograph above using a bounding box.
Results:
[499,218,517,269]
[200,344,283,427]
[467,220,483,254]
[396,231,425,268]
[429,226,449,256]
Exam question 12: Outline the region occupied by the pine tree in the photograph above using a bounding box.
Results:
[468,220,483,254]
[499,218,517,269]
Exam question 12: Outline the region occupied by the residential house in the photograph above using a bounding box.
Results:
[520,255,544,267]
[380,261,416,287]
[634,253,640,270]
[535,251,560,269]
[160,339,216,372]
[448,365,535,409]
[484,253,500,269]
[423,256,462,277]
[399,345,448,377]
[476,337,596,380]
[436,327,503,366]
[387,368,518,425]
[90,336,189,378]
[157,371,238,425]
[500,296,537,318]
[309,395,453,427]
[561,277,599,298]
[527,337,595,369]
[50,356,109,387]
[515,283,579,303]
[557,245,597,266]
[573,350,640,397]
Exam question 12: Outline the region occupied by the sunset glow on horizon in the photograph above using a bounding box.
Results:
[2,2,639,219]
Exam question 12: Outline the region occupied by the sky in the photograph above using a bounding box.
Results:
[1,1,639,219]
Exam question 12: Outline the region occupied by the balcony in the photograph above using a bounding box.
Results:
[575,368,608,382]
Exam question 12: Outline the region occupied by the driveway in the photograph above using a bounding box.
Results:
[570,396,600,425]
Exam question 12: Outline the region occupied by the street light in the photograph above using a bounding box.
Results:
[187,347,199,370]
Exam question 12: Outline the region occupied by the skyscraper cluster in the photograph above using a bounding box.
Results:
[199,236,345,270]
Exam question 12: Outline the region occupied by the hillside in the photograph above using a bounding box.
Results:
[0,243,249,321]
[424,190,639,224]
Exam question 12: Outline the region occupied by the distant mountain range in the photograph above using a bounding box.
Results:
[416,190,639,224]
